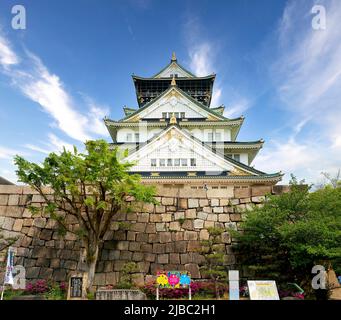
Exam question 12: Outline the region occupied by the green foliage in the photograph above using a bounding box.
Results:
[233,176,341,298]
[14,140,156,290]
[116,262,139,289]
[198,227,228,299]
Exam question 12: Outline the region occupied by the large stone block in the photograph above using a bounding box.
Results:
[169,221,181,231]
[26,267,41,279]
[143,223,155,233]
[137,213,149,223]
[174,211,185,220]
[155,205,166,213]
[178,198,187,209]
[172,232,184,242]
[213,206,223,213]
[169,253,180,264]
[199,230,209,242]
[5,206,22,218]
[150,214,162,223]
[157,254,169,264]
[185,208,196,219]
[131,222,146,233]
[159,232,172,243]
[116,241,129,251]
[153,243,165,254]
[193,219,204,229]
[141,244,153,253]
[33,217,46,228]
[0,195,9,205]
[156,222,166,232]
[161,213,172,222]
[184,231,197,241]
[161,197,174,206]
[185,263,200,278]
[197,211,208,220]
[144,253,156,262]
[187,241,201,251]
[207,214,218,222]
[93,273,106,286]
[132,252,144,262]
[188,199,199,208]
[199,199,209,207]
[174,241,187,253]
[2,217,14,230]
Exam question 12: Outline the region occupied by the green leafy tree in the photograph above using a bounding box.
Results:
[14,140,156,292]
[199,227,228,299]
[232,176,341,299]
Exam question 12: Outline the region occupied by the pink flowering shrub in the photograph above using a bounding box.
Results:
[25,280,67,296]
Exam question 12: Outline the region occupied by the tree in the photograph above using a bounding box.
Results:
[199,227,228,299]
[232,176,341,299]
[14,140,156,292]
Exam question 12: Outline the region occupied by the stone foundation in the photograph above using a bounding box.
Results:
[0,184,289,288]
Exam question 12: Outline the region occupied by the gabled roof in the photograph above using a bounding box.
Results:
[152,53,196,78]
[123,106,137,116]
[211,105,225,115]
[120,84,229,122]
[124,124,281,178]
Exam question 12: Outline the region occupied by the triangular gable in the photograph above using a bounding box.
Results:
[153,61,195,78]
[125,125,260,175]
[123,86,225,122]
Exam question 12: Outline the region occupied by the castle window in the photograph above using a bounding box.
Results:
[208,132,213,142]
[180,112,185,119]
[162,112,167,119]
[233,154,240,162]
[151,159,156,167]
[190,158,196,166]
[135,133,140,142]
[215,132,222,141]
[126,133,132,142]
[181,158,187,166]
[167,159,173,166]
[159,159,165,166]
[174,159,180,166]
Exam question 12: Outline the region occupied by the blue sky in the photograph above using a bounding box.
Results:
[0,0,340,185]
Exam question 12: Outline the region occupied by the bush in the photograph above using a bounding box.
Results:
[25,280,67,299]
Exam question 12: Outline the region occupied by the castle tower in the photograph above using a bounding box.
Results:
[104,53,282,187]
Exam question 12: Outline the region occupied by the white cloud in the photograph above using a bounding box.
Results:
[0,34,19,67]
[260,0,341,183]
[0,33,110,143]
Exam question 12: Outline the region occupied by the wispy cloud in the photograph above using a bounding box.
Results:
[0,33,110,143]
[256,0,341,183]
[0,146,25,160]
[0,34,19,67]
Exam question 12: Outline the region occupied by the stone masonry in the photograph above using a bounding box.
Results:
[0,184,289,288]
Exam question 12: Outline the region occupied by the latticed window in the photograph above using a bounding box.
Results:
[181,159,187,166]
[151,159,156,167]
[160,159,165,166]
[190,158,196,166]
[167,159,173,166]
[174,159,180,166]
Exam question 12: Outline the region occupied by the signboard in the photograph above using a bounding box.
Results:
[229,270,240,300]
[247,281,280,300]
[67,272,87,300]
[70,277,83,298]
[156,271,191,288]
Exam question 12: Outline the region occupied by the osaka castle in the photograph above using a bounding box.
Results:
[104,53,282,187]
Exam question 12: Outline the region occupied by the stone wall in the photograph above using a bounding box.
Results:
[0,184,289,288]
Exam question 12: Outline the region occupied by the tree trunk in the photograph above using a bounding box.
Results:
[84,240,99,294]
